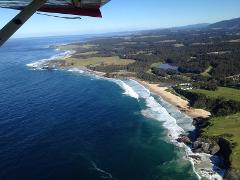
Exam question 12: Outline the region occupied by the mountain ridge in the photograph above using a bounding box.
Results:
[208,17,240,29]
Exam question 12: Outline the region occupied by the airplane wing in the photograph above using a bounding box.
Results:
[0,0,110,17]
[0,0,111,46]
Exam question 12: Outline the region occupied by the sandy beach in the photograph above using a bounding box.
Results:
[134,79,211,119]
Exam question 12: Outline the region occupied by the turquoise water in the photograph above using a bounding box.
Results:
[0,36,198,180]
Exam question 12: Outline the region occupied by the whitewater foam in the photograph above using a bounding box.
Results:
[121,79,224,180]
[124,79,184,139]
[27,49,224,179]
[26,50,75,69]
[185,146,224,180]
[110,79,139,99]
[91,161,114,179]
[68,68,85,74]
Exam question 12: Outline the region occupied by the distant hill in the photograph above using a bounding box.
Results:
[208,17,240,29]
[171,23,210,30]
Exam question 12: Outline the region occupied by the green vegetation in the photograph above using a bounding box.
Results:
[202,113,240,169]
[45,25,240,175]
[191,87,240,102]
[201,66,212,77]
[75,51,98,56]
[57,44,81,51]
[64,56,135,67]
[58,44,98,51]
[165,88,188,100]
[49,25,240,87]
[78,44,98,49]
[179,86,240,172]
[175,88,240,116]
[150,62,161,68]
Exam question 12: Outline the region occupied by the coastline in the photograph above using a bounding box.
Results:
[43,42,211,119]
[105,76,223,179]
[131,78,211,119]
[66,67,223,179]
[27,45,223,179]
[124,78,224,179]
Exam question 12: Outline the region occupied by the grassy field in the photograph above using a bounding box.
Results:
[57,44,81,51]
[145,62,162,75]
[75,51,98,56]
[191,87,240,101]
[58,44,97,51]
[64,56,135,67]
[201,66,213,77]
[202,113,240,169]
[150,62,161,68]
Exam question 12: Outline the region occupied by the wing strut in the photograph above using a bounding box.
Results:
[0,0,47,46]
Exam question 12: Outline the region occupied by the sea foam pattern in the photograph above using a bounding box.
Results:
[122,79,184,139]
[111,79,139,99]
[26,53,223,180]
[26,50,75,69]
[119,79,224,180]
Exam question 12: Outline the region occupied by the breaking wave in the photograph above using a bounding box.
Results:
[119,79,224,180]
[68,68,85,74]
[26,50,75,69]
[26,48,224,179]
[122,79,184,139]
[111,79,139,99]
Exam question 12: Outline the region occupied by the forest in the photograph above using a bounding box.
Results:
[68,27,240,88]
[46,23,240,178]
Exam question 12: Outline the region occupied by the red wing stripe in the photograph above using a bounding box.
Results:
[38,6,102,17]
[13,5,102,18]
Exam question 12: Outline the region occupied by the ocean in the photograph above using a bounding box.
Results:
[0,36,218,180]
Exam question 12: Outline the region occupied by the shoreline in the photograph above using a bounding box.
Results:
[112,77,223,179]
[42,44,209,119]
[127,78,223,179]
[29,46,223,179]
[131,78,211,119]
[28,63,223,179]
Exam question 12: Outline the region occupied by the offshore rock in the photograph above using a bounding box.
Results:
[176,135,192,145]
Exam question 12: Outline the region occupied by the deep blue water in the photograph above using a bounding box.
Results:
[0,36,197,180]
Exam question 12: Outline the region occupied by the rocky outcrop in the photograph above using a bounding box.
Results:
[176,134,192,145]
[188,155,202,161]
[176,135,220,155]
[192,138,220,155]
[176,110,235,178]
[177,117,220,155]
[226,168,240,180]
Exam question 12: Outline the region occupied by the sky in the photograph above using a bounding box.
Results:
[0,0,240,38]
